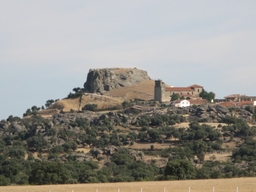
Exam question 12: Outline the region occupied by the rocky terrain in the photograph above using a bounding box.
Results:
[168,104,254,123]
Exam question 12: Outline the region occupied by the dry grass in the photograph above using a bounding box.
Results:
[44,80,154,114]
[175,122,227,129]
[53,94,123,112]
[2,178,256,192]
[204,152,232,162]
[127,143,171,150]
[107,79,155,100]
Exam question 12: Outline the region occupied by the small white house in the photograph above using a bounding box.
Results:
[171,99,190,107]
[254,101,256,106]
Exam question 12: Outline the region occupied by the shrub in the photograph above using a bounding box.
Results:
[82,104,98,111]
[0,175,10,186]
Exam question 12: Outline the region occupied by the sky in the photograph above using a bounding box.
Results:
[0,0,256,120]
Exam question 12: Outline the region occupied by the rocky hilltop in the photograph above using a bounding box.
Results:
[83,68,151,93]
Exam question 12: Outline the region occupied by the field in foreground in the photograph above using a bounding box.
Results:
[1,178,256,192]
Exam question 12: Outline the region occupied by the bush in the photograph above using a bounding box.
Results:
[29,161,71,184]
[0,175,10,186]
[82,104,98,111]
[164,159,195,180]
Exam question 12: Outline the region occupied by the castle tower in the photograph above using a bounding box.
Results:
[154,80,165,102]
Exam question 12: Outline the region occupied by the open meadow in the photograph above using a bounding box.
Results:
[1,178,256,192]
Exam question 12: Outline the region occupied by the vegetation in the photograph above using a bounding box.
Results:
[1,100,256,186]
[82,104,98,111]
[171,93,180,101]
[67,87,84,99]
[199,89,215,102]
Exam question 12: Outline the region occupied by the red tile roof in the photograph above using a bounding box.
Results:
[237,101,254,107]
[165,87,193,91]
[189,84,203,88]
[165,84,203,92]
[224,94,242,98]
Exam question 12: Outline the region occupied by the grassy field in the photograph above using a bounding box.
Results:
[1,178,256,192]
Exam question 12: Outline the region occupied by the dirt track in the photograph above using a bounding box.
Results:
[1,177,256,192]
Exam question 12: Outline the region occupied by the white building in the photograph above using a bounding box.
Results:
[171,99,190,107]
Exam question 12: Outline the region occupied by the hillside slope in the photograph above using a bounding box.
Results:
[49,79,154,113]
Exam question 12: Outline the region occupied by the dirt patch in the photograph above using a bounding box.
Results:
[223,141,237,149]
[76,147,91,154]
[204,152,232,162]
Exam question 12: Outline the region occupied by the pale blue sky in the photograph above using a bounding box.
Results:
[1,1,256,120]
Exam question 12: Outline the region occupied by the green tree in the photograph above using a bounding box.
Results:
[164,159,195,180]
[147,129,161,142]
[73,87,81,93]
[29,161,71,184]
[112,148,134,165]
[199,89,215,102]
[8,146,26,159]
[62,141,77,152]
[196,167,211,179]
[171,93,180,101]
[82,104,98,111]
[45,99,55,108]
[0,175,10,186]
[122,101,131,109]
[0,158,24,183]
[27,135,49,152]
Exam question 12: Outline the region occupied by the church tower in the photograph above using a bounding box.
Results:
[154,80,165,102]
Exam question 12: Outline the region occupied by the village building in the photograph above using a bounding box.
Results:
[154,80,204,102]
[154,80,256,108]
[171,99,190,107]
[224,94,256,102]
[216,94,256,108]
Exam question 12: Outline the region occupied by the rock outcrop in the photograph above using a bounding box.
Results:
[84,68,151,93]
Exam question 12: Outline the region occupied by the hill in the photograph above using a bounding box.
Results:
[47,68,155,113]
[1,101,256,185]
[1,67,256,186]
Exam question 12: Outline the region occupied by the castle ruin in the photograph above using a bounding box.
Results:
[154,80,204,102]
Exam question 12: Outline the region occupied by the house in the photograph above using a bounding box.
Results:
[166,84,203,98]
[171,99,190,107]
[224,94,256,102]
[216,94,256,108]
[154,80,204,102]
